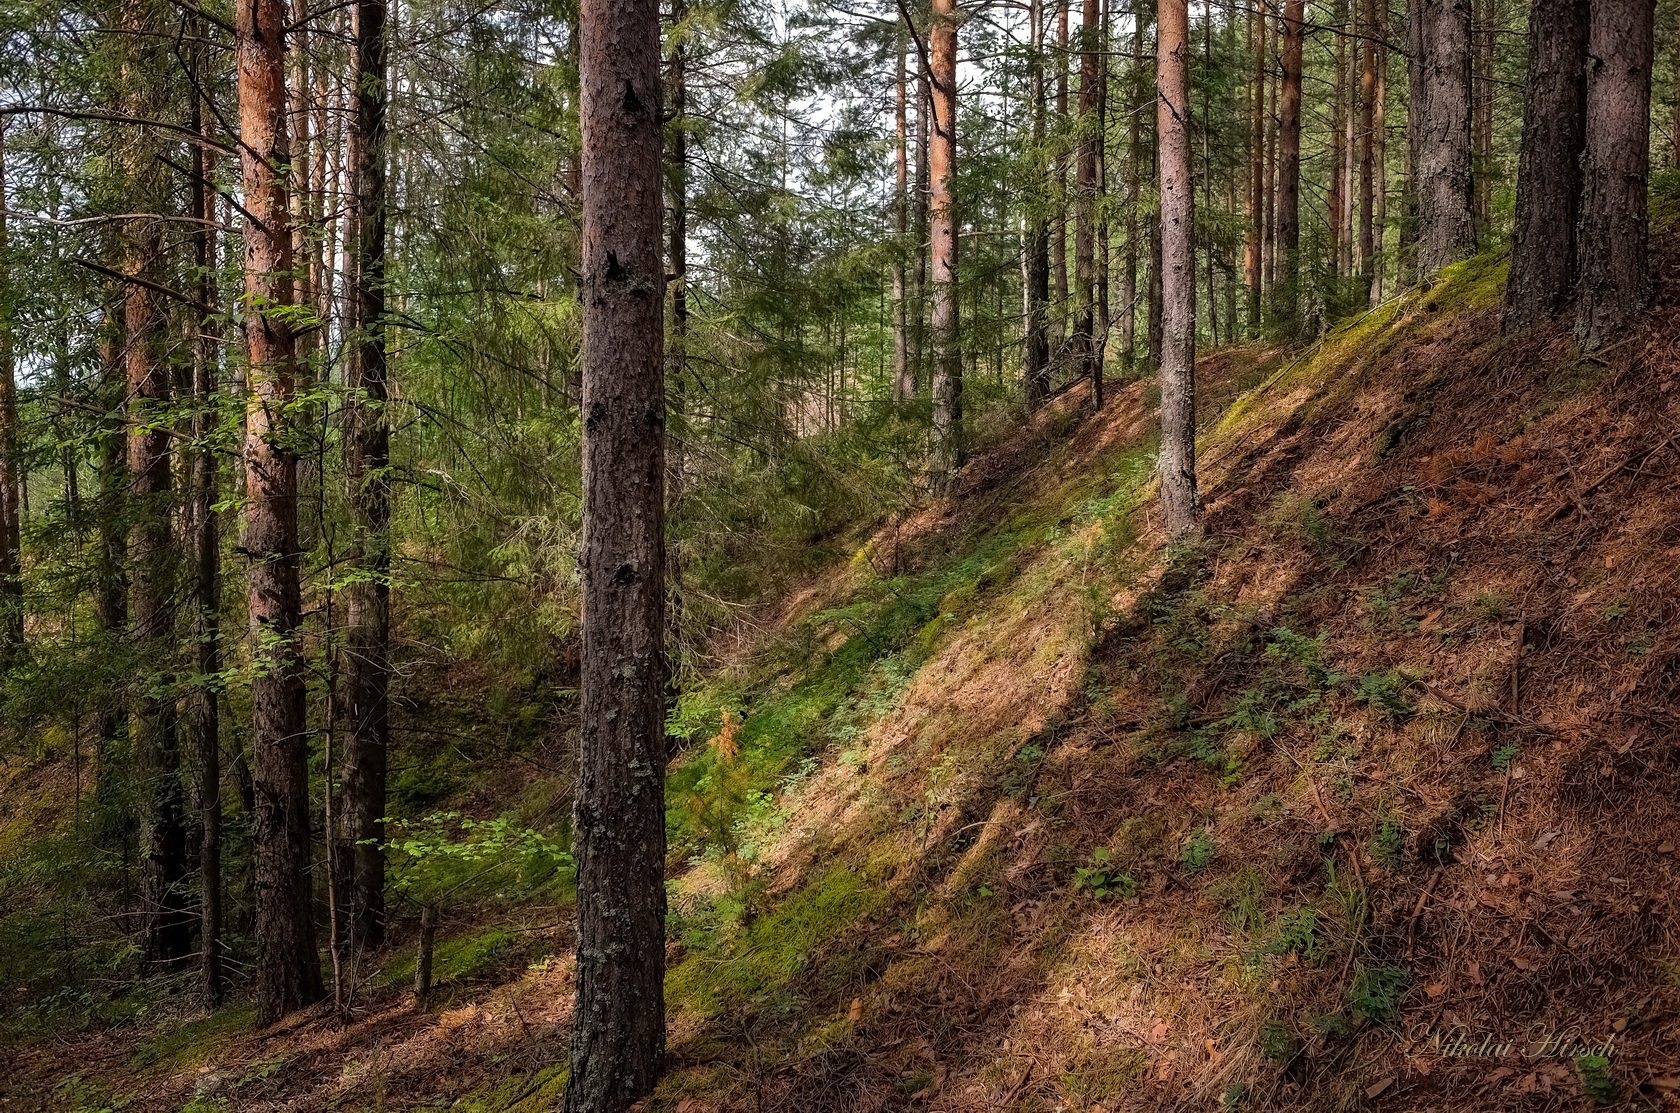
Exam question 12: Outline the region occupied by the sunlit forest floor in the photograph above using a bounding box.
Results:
[10,238,1680,1111]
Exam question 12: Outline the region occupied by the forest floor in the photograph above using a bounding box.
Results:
[9,239,1680,1112]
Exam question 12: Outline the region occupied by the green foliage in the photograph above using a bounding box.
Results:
[1491,742,1520,772]
[1348,963,1409,1023]
[1354,670,1413,720]
[1258,1017,1299,1062]
[1370,817,1406,869]
[1180,827,1215,873]
[383,811,574,909]
[1071,848,1138,900]
[1261,908,1325,964]
[1576,1054,1619,1105]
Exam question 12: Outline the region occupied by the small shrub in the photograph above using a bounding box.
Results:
[1263,908,1325,964]
[1072,848,1138,900]
[1371,817,1405,869]
[1348,963,1408,1023]
[1490,742,1519,772]
[1259,1017,1299,1062]
[1576,1053,1618,1105]
[1355,669,1412,719]
[1181,827,1215,872]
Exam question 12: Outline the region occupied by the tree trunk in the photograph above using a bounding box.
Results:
[567,0,669,1099]
[1245,0,1264,330]
[1074,0,1100,393]
[0,123,22,666]
[1371,32,1388,303]
[894,28,916,403]
[1157,0,1199,540]
[1275,0,1303,310]
[928,0,963,486]
[1121,1,1146,368]
[1575,0,1655,347]
[237,0,325,1025]
[1025,0,1052,405]
[1502,0,1587,332]
[667,0,689,484]
[1054,0,1070,348]
[338,0,391,967]
[1408,0,1475,274]
[118,0,192,974]
[188,83,225,1005]
[1358,0,1378,284]
[913,64,929,392]
[1329,0,1348,276]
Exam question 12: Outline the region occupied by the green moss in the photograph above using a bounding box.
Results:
[1429,251,1509,311]
[667,862,883,1016]
[130,1004,258,1070]
[456,1064,568,1113]
[379,923,544,992]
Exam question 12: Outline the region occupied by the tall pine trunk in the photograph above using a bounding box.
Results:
[1408,0,1475,274]
[0,123,21,666]
[1025,0,1052,405]
[566,0,669,1099]
[1157,0,1199,539]
[929,0,963,486]
[1074,0,1100,392]
[894,29,915,403]
[1275,0,1303,313]
[1575,0,1655,346]
[338,0,391,968]
[1502,0,1587,332]
[1244,0,1264,330]
[237,0,325,1025]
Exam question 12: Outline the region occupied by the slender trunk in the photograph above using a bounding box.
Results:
[1575,0,1655,347]
[1471,0,1495,233]
[567,0,669,1100]
[238,0,324,1024]
[338,0,391,969]
[1094,0,1110,395]
[0,124,21,665]
[1502,0,1587,331]
[1026,0,1052,405]
[1275,0,1303,311]
[1371,34,1388,302]
[1329,0,1347,276]
[1262,21,1277,294]
[188,85,224,1005]
[1122,1,1146,367]
[667,0,689,483]
[1075,0,1099,392]
[1054,0,1071,347]
[929,0,963,486]
[913,64,929,391]
[1358,0,1378,283]
[894,28,915,403]
[1245,0,1264,329]
[1157,0,1199,539]
[1408,0,1475,274]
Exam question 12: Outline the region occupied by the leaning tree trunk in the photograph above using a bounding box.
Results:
[1575,0,1655,347]
[1502,0,1587,332]
[1157,0,1200,540]
[1408,0,1476,274]
[1025,0,1052,406]
[566,0,669,1101]
[928,0,963,488]
[338,0,391,967]
[237,0,325,1025]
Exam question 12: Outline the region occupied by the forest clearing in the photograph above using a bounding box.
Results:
[0,0,1677,1108]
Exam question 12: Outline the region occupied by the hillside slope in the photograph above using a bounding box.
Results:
[12,244,1680,1113]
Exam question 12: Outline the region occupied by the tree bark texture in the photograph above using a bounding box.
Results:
[1157,0,1200,540]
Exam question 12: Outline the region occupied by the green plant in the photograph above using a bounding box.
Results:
[1072,848,1138,900]
[1222,1080,1250,1108]
[1258,1017,1298,1062]
[1576,1053,1619,1105]
[1262,908,1325,964]
[1491,742,1520,772]
[1181,827,1215,872]
[1371,817,1405,869]
[1601,601,1630,622]
[1354,669,1412,719]
[1348,963,1408,1023]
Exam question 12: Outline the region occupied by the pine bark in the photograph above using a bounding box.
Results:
[237,0,325,1024]
[1275,0,1304,308]
[894,29,915,403]
[1025,0,1052,405]
[338,0,391,965]
[1358,0,1378,284]
[1157,0,1199,540]
[566,0,669,1098]
[929,0,963,486]
[0,123,22,665]
[1054,0,1071,345]
[1502,0,1587,332]
[1074,0,1100,391]
[1407,0,1475,274]
[1244,0,1264,330]
[1575,0,1655,346]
